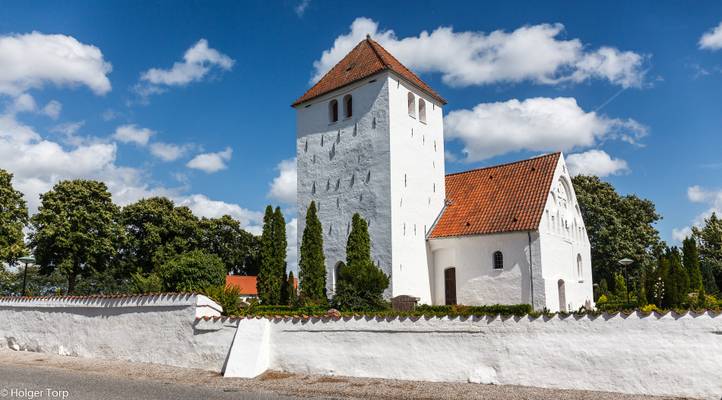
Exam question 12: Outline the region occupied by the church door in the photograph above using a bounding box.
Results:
[558,279,567,312]
[444,267,457,305]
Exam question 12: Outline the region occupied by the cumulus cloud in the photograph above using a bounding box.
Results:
[444,97,647,162]
[286,217,298,273]
[149,142,190,162]
[672,185,722,242]
[268,158,297,204]
[140,39,234,87]
[41,100,62,119]
[186,147,232,173]
[177,194,263,232]
[566,150,629,177]
[312,18,646,88]
[112,124,154,146]
[699,22,722,50]
[0,31,111,97]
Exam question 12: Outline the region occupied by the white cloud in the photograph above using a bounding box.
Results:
[186,147,232,173]
[268,158,297,204]
[295,0,310,17]
[312,18,646,88]
[177,194,263,232]
[112,124,154,146]
[444,97,647,162]
[699,22,722,50]
[149,142,190,162]
[566,150,629,177]
[0,31,111,97]
[9,93,37,114]
[286,217,298,273]
[41,100,61,119]
[673,185,722,243]
[140,39,234,86]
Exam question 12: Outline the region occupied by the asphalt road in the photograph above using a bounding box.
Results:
[0,364,330,400]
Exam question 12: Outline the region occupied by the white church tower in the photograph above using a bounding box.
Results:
[293,37,446,303]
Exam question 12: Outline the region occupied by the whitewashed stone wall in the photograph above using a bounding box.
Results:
[231,312,722,400]
[0,294,236,372]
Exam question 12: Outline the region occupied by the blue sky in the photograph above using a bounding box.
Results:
[1,1,722,269]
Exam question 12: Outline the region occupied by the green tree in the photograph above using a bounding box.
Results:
[120,197,200,274]
[299,201,326,303]
[692,212,722,294]
[683,236,704,293]
[257,206,287,304]
[0,169,28,265]
[199,215,261,275]
[333,214,389,311]
[572,175,663,286]
[281,271,297,305]
[30,180,122,293]
[156,250,225,292]
[613,272,627,300]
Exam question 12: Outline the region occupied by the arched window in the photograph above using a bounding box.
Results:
[577,254,583,280]
[343,94,353,118]
[493,251,504,269]
[329,99,338,123]
[418,98,427,123]
[407,92,416,117]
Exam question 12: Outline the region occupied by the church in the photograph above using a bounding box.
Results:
[293,37,593,312]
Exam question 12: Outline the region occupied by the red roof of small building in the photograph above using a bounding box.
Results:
[292,36,446,107]
[225,275,298,296]
[430,153,560,238]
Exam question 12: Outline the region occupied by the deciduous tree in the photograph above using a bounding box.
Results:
[0,169,28,265]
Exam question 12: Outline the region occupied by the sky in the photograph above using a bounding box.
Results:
[1,1,722,271]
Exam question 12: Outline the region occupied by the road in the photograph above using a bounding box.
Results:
[0,364,327,400]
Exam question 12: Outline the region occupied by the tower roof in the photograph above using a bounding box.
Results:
[292,36,446,107]
[430,153,561,238]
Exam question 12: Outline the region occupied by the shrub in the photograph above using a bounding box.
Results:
[202,284,241,316]
[156,250,225,292]
[131,272,163,293]
[597,294,609,304]
[640,304,663,314]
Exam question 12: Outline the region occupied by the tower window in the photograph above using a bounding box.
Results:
[419,98,427,123]
[343,95,353,118]
[407,92,416,118]
[493,251,504,270]
[329,99,339,123]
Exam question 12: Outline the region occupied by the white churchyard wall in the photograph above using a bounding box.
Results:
[0,294,236,372]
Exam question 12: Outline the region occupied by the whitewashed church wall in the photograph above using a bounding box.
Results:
[295,75,393,296]
[538,155,594,312]
[266,313,722,400]
[387,74,446,303]
[428,232,542,306]
[0,294,236,372]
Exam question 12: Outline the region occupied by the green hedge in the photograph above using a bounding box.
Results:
[235,303,533,318]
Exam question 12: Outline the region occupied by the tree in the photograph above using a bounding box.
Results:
[692,213,722,294]
[682,237,703,293]
[30,180,122,293]
[199,215,261,275]
[572,175,663,287]
[299,201,326,303]
[156,250,225,292]
[257,206,287,304]
[333,213,389,311]
[120,197,200,275]
[0,169,28,265]
[281,271,297,305]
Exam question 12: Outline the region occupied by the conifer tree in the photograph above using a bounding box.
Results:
[284,271,297,305]
[273,207,287,299]
[299,201,326,303]
[683,237,703,293]
[333,213,389,311]
[257,206,280,304]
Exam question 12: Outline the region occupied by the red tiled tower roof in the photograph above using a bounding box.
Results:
[430,153,561,238]
[292,36,446,107]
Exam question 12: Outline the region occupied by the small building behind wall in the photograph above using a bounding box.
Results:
[428,153,594,312]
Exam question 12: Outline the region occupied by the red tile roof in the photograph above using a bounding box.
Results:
[226,275,258,295]
[430,153,560,238]
[225,275,298,296]
[292,36,446,107]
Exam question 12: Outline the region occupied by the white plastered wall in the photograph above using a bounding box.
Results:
[538,154,594,312]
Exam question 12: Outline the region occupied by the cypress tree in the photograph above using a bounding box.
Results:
[683,237,704,293]
[257,206,280,304]
[332,213,389,311]
[285,271,297,305]
[670,248,690,304]
[273,207,287,300]
[299,201,326,303]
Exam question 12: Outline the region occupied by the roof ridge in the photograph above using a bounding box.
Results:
[366,37,388,68]
[445,152,561,177]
